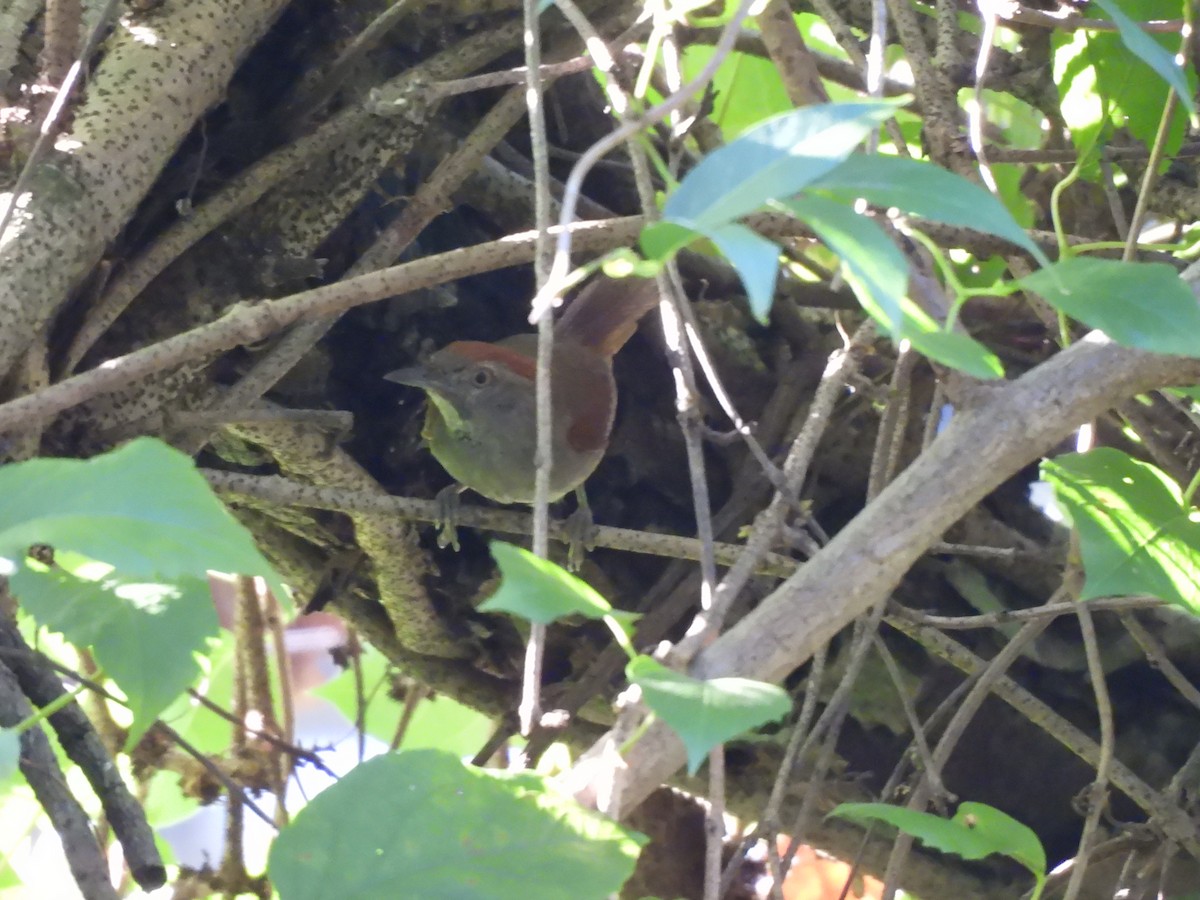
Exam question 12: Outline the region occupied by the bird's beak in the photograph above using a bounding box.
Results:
[383,367,429,390]
[384,367,464,432]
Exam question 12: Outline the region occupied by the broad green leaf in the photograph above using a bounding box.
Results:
[830,801,1046,881]
[1022,258,1200,357]
[1091,0,1194,115]
[0,437,280,588]
[640,221,702,262]
[142,770,209,830]
[11,563,218,744]
[0,854,21,891]
[627,656,790,774]
[950,803,1046,879]
[810,155,1050,266]
[640,220,780,318]
[705,223,781,320]
[155,630,238,755]
[781,195,908,332]
[778,196,1003,379]
[663,100,905,229]
[679,46,792,138]
[905,329,1004,380]
[482,542,612,624]
[1052,0,1191,165]
[269,750,645,900]
[1042,448,1200,613]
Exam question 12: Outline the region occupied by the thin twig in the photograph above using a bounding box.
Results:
[781,609,888,877]
[1123,15,1191,262]
[891,595,1165,629]
[204,469,799,575]
[185,688,334,776]
[1123,92,1179,262]
[867,345,915,500]
[1119,611,1200,713]
[873,635,944,799]
[1061,601,1114,900]
[278,0,416,123]
[432,55,611,98]
[1003,7,1184,33]
[757,0,830,106]
[729,643,827,899]
[968,0,1000,193]
[675,322,876,662]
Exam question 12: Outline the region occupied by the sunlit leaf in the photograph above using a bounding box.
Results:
[1091,0,1194,115]
[1042,448,1200,613]
[627,656,790,774]
[315,644,493,753]
[810,154,1049,265]
[663,100,904,229]
[705,223,781,320]
[12,564,218,744]
[270,751,645,900]
[779,196,1003,379]
[830,801,1047,882]
[0,437,280,588]
[482,542,613,624]
[1022,258,1200,356]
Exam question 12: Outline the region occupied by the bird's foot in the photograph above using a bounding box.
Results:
[562,488,598,572]
[433,483,466,551]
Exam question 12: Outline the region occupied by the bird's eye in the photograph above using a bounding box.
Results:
[472,368,491,387]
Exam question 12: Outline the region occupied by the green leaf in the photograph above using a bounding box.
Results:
[810,154,1050,266]
[663,100,905,229]
[781,195,908,332]
[11,563,218,744]
[627,656,790,774]
[640,220,780,318]
[1052,0,1192,166]
[640,221,703,261]
[950,803,1046,880]
[905,329,1005,380]
[1090,0,1194,115]
[0,437,280,588]
[482,542,612,624]
[1022,258,1200,357]
[829,801,1046,881]
[154,630,238,755]
[1042,448,1200,613]
[679,46,792,138]
[778,196,1003,379]
[269,750,645,900]
[705,223,781,320]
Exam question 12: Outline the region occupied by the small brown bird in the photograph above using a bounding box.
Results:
[385,276,661,509]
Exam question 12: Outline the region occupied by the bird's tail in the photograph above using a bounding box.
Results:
[554,275,662,358]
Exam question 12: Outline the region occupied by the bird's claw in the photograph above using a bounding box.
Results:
[563,504,597,572]
[434,484,464,551]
